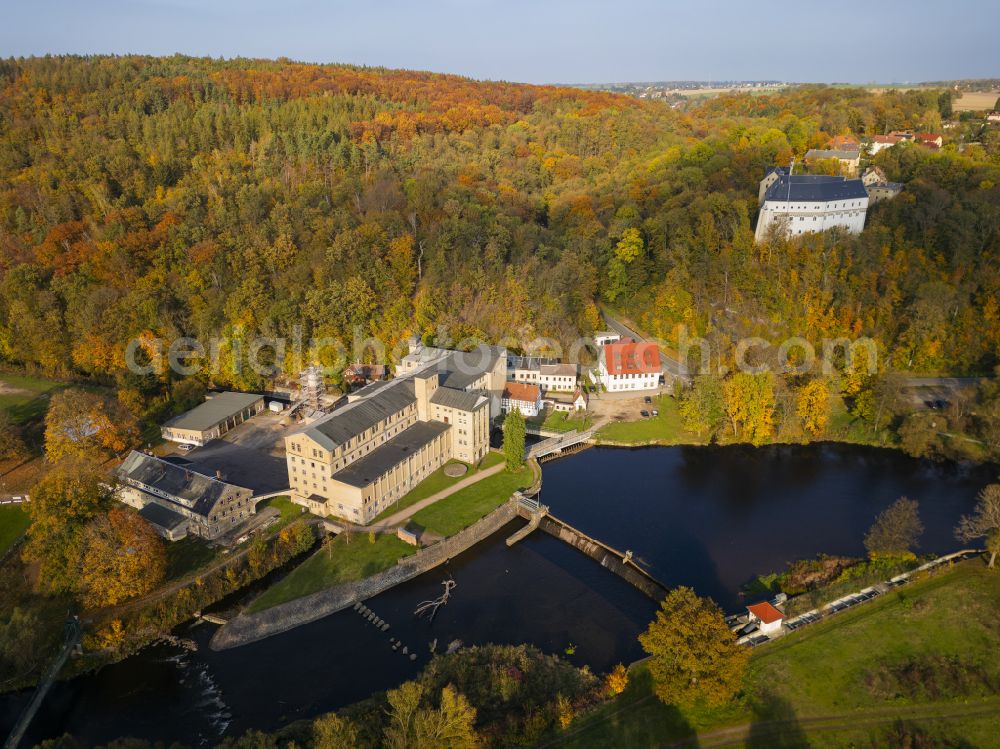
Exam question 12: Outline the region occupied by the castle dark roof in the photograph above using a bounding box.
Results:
[763,174,869,203]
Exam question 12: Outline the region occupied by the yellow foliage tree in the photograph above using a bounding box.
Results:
[639,587,749,708]
[44,388,140,462]
[604,663,629,697]
[722,372,775,446]
[79,506,167,608]
[796,379,830,437]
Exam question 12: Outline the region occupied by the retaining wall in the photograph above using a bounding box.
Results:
[210,498,519,650]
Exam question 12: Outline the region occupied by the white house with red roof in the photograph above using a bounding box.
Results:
[595,338,661,392]
[502,381,542,417]
[747,601,785,635]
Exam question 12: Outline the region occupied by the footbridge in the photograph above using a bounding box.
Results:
[526,429,595,460]
[507,495,669,601]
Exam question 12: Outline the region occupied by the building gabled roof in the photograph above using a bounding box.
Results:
[603,341,661,376]
[117,450,249,518]
[297,379,416,451]
[163,391,263,432]
[747,601,785,624]
[763,174,869,203]
[331,421,450,488]
[503,382,541,402]
[431,387,487,412]
[540,363,577,377]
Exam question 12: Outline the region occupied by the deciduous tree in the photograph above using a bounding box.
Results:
[44,389,139,462]
[955,484,1000,568]
[312,713,360,749]
[79,506,167,607]
[722,372,775,446]
[638,586,749,708]
[22,459,112,595]
[864,497,923,558]
[679,376,724,436]
[796,379,830,437]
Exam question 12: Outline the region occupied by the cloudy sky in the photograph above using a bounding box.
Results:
[4,0,997,84]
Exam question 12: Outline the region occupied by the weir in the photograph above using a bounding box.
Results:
[507,499,669,601]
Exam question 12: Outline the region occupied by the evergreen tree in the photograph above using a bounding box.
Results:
[502,408,526,472]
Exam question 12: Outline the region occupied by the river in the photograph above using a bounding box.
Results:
[1,443,994,746]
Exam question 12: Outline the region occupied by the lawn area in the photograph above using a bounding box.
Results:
[528,408,593,434]
[371,452,504,522]
[0,504,31,555]
[247,533,416,612]
[595,395,701,445]
[0,372,65,424]
[409,463,535,537]
[259,495,309,533]
[548,561,1000,748]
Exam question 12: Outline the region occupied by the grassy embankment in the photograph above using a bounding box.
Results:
[247,462,535,611]
[371,452,504,522]
[527,408,593,434]
[547,561,1000,748]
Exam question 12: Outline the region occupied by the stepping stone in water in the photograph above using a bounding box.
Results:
[409,653,417,661]
[401,646,408,655]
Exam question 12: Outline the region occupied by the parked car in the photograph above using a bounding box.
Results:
[640,410,650,418]
[644,396,653,404]
[178,443,195,452]
[651,409,659,417]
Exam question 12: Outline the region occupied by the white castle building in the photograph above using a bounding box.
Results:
[755,166,869,242]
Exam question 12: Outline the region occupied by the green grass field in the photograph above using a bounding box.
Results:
[247,533,416,612]
[259,495,308,533]
[372,453,504,522]
[594,395,701,445]
[0,372,65,424]
[0,504,31,555]
[549,562,1000,748]
[409,463,535,537]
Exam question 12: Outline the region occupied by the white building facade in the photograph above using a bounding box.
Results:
[755,172,869,242]
[595,340,661,392]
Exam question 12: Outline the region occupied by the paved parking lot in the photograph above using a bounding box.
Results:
[163,409,293,495]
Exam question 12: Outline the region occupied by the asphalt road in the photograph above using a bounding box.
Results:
[600,311,691,384]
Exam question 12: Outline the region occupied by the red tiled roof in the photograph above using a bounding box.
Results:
[503,382,541,402]
[747,601,785,624]
[604,341,661,376]
[871,134,901,144]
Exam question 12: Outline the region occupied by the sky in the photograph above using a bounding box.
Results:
[3,0,998,85]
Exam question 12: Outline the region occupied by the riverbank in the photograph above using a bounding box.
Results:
[210,497,524,650]
[545,559,1000,748]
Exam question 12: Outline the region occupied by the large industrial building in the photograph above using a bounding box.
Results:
[285,341,502,525]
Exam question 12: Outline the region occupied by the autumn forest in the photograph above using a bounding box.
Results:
[0,56,999,457]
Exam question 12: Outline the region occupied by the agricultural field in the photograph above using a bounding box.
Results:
[953,90,999,111]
